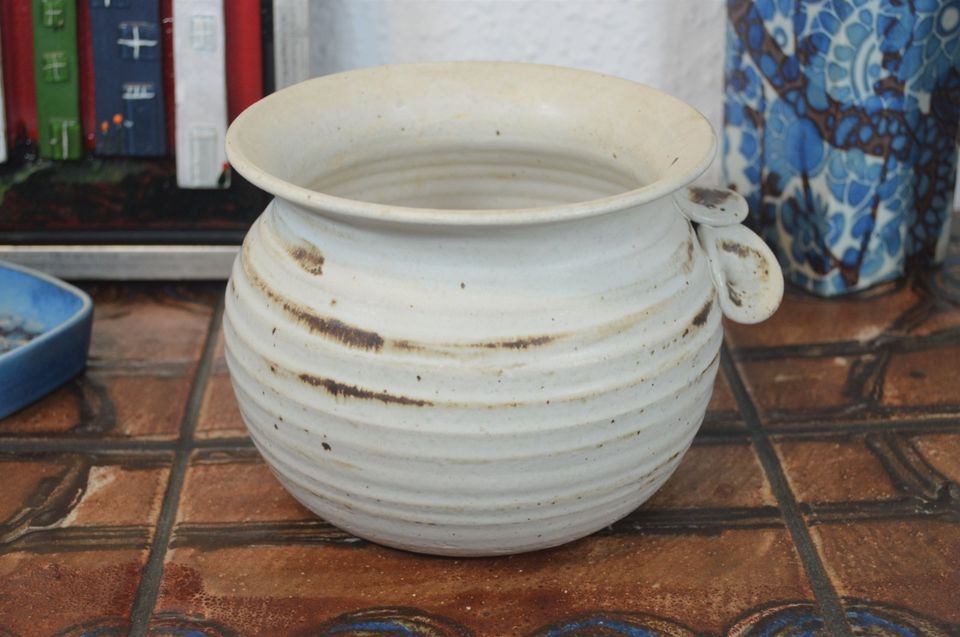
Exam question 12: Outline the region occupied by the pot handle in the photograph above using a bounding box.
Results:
[673,186,784,324]
[674,185,749,226]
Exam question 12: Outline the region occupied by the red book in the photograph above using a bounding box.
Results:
[161,0,175,152]
[225,0,263,122]
[0,1,37,147]
[76,0,96,150]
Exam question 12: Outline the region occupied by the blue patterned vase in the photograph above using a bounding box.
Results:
[723,0,960,295]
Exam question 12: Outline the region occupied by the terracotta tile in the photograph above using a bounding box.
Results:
[159,450,807,634]
[913,433,960,484]
[196,371,247,440]
[85,284,218,364]
[63,462,170,527]
[811,520,960,625]
[707,368,738,413]
[702,368,744,432]
[734,355,860,423]
[733,345,960,425]
[882,346,960,411]
[0,453,170,543]
[642,441,774,509]
[774,439,902,504]
[0,550,145,635]
[0,461,65,523]
[0,368,192,439]
[724,282,920,350]
[106,372,193,438]
[0,453,170,634]
[176,452,310,524]
[155,527,812,636]
[211,327,225,360]
[0,379,84,435]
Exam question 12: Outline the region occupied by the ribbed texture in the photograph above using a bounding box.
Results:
[224,195,722,555]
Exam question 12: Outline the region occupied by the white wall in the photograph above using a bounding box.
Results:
[306,0,959,207]
[309,0,727,183]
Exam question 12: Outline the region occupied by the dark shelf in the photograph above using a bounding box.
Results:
[0,149,268,244]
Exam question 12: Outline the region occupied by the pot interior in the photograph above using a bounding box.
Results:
[308,143,640,210]
[226,62,716,222]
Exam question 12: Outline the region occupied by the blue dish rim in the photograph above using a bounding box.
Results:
[0,260,94,362]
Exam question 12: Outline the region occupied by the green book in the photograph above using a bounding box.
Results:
[32,0,81,160]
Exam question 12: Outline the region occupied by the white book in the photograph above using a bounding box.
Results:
[955,166,959,215]
[273,0,311,89]
[0,21,7,164]
[173,0,228,188]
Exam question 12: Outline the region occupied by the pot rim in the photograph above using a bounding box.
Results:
[225,61,717,226]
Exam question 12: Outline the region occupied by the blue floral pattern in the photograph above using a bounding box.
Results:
[723,0,960,295]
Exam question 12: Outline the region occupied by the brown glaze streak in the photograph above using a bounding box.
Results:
[688,186,733,210]
[394,335,554,352]
[299,374,432,407]
[286,308,385,351]
[242,250,384,351]
[692,299,713,327]
[289,246,325,276]
[726,281,744,307]
[481,335,554,349]
[719,239,761,261]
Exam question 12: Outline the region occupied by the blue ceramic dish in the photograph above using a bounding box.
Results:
[0,261,93,419]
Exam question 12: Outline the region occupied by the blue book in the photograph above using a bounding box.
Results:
[88,0,166,156]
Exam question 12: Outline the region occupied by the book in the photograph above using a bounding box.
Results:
[272,0,309,90]
[76,0,95,150]
[160,0,174,151]
[1,1,38,153]
[173,0,228,189]
[225,0,263,120]
[260,0,274,95]
[88,0,167,156]
[0,21,6,162]
[32,0,83,160]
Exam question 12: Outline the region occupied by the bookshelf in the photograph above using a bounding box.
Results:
[0,0,273,279]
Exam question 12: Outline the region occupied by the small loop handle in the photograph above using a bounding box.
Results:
[696,223,783,324]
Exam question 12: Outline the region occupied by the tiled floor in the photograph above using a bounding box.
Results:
[1,237,958,635]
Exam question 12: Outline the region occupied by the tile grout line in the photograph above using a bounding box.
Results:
[128,297,225,637]
[720,344,854,637]
[0,436,255,454]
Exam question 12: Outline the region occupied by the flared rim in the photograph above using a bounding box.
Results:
[225,61,717,226]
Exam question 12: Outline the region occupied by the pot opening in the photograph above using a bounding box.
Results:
[226,63,717,224]
[308,142,643,210]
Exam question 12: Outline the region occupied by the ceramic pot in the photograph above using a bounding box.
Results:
[224,62,783,556]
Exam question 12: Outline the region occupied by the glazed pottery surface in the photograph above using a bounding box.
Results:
[224,62,783,556]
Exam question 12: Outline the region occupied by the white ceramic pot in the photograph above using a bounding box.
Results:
[224,62,783,556]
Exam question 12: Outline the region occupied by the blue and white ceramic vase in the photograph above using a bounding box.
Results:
[723,0,960,295]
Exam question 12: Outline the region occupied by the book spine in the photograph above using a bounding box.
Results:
[76,0,95,150]
[272,0,309,90]
[225,0,262,120]
[161,0,174,152]
[32,0,82,160]
[0,21,6,163]
[173,0,228,189]
[1,1,38,152]
[89,0,167,157]
[260,0,274,95]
